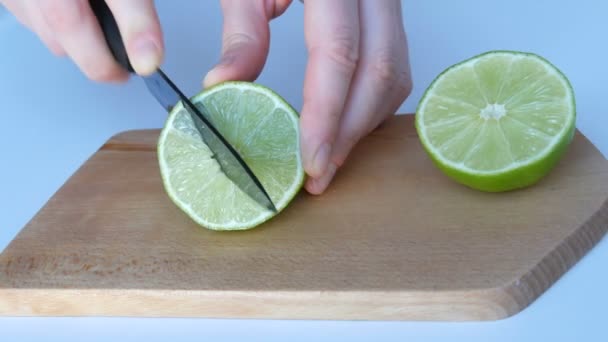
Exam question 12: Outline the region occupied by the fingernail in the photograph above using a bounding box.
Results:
[308,142,331,178]
[305,163,338,195]
[202,68,219,88]
[133,37,160,75]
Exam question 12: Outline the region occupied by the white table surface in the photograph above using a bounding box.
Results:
[1,1,606,341]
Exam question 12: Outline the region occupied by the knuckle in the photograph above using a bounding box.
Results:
[47,42,66,56]
[396,73,413,100]
[369,49,401,87]
[393,61,413,101]
[368,48,413,100]
[42,0,88,33]
[324,26,359,71]
[222,32,258,51]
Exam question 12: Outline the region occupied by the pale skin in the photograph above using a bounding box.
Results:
[1,0,412,194]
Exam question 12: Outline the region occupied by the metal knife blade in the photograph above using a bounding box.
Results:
[89,0,277,212]
[144,71,277,212]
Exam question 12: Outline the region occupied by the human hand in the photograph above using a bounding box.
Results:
[204,0,412,194]
[1,0,164,81]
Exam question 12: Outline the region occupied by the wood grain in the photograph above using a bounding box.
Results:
[1,114,607,320]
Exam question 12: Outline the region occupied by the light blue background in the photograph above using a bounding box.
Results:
[1,1,607,341]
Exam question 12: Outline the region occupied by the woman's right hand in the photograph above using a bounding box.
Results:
[1,0,164,81]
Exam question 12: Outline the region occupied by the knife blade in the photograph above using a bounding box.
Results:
[89,0,277,212]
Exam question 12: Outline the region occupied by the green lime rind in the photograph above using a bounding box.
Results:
[420,123,575,192]
[415,50,576,192]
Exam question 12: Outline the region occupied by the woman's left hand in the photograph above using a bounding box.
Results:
[204,0,413,194]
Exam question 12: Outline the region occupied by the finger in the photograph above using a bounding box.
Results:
[370,2,412,130]
[300,0,360,180]
[22,1,65,55]
[1,0,30,28]
[203,0,272,88]
[39,0,128,82]
[304,162,338,195]
[329,0,412,171]
[263,0,293,19]
[1,0,64,55]
[105,0,163,75]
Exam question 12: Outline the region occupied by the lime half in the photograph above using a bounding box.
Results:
[158,81,304,230]
[415,51,576,192]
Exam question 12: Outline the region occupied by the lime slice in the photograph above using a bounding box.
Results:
[158,81,304,230]
[415,51,576,192]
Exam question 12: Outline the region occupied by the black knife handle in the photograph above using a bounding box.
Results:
[89,0,134,73]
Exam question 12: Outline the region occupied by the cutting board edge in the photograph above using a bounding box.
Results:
[101,128,160,151]
[497,196,608,317]
[2,200,606,323]
[0,287,523,321]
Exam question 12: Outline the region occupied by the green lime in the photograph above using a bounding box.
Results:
[415,51,576,192]
[158,81,304,230]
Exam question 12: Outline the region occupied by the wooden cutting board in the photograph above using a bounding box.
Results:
[1,114,607,321]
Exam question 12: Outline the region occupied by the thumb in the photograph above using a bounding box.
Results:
[203,0,270,88]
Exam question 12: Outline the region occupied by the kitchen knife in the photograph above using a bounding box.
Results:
[89,0,277,212]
